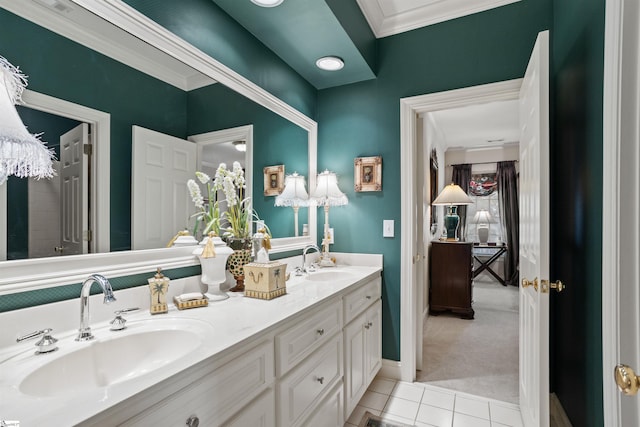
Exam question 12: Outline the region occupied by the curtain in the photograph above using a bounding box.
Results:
[452,164,472,240]
[497,161,519,286]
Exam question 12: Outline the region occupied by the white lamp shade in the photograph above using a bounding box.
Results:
[311,170,348,206]
[0,56,55,184]
[473,209,495,224]
[432,183,473,206]
[275,173,309,207]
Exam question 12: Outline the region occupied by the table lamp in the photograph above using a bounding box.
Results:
[311,170,348,266]
[274,172,309,237]
[472,209,495,244]
[432,183,473,241]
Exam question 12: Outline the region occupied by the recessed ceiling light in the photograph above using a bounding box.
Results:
[316,56,344,71]
[251,0,284,7]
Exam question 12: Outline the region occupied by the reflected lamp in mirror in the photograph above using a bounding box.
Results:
[472,209,496,244]
[232,140,246,152]
[0,56,55,185]
[311,170,348,267]
[274,172,309,237]
[432,183,473,241]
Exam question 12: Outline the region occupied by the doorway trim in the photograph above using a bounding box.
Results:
[0,90,111,259]
[602,0,640,424]
[399,79,523,381]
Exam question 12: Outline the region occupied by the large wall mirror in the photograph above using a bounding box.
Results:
[0,0,317,293]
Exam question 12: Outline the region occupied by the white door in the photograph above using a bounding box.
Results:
[60,123,90,256]
[132,126,196,250]
[518,30,550,427]
[603,0,640,422]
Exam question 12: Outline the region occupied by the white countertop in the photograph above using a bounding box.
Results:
[0,256,382,426]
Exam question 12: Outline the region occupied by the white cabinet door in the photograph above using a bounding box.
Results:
[344,310,368,417]
[365,300,382,382]
[344,300,383,418]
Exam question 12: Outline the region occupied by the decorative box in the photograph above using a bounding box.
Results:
[243,261,287,300]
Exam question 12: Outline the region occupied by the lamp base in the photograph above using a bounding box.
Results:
[444,206,460,241]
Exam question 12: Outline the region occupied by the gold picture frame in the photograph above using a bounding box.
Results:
[263,165,285,196]
[354,156,382,192]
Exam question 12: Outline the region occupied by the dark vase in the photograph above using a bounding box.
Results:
[225,237,252,292]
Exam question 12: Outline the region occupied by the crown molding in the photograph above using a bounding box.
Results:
[357,0,521,38]
[0,0,215,91]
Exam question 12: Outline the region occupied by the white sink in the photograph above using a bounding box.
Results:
[305,270,357,282]
[11,318,211,398]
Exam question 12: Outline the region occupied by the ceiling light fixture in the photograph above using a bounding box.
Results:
[250,0,284,7]
[316,56,344,71]
[232,140,246,152]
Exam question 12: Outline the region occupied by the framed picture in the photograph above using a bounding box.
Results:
[263,165,285,196]
[354,156,382,192]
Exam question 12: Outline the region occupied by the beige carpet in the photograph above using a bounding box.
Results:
[417,280,519,403]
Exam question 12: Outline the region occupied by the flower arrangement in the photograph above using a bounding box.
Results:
[188,161,264,245]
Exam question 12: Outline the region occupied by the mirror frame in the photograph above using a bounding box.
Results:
[0,0,317,294]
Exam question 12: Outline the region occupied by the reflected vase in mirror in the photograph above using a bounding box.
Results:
[193,233,233,301]
[226,237,252,292]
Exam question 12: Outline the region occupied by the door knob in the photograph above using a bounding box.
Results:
[614,364,639,396]
[522,277,538,291]
[541,279,565,293]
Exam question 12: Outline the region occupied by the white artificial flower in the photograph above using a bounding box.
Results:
[195,171,210,184]
[223,175,238,206]
[232,161,245,187]
[187,179,204,209]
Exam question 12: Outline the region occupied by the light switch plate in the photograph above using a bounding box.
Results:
[383,220,394,237]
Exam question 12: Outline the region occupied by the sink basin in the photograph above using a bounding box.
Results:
[16,318,210,397]
[305,270,357,282]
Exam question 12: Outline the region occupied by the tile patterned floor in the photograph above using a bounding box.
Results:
[344,377,524,427]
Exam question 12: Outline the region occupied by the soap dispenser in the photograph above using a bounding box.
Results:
[148,267,170,314]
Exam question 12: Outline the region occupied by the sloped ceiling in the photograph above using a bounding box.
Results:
[212,0,522,90]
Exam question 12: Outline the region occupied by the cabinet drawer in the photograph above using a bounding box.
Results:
[303,382,344,427]
[223,388,275,427]
[275,301,342,376]
[277,333,343,427]
[120,340,274,427]
[344,277,381,324]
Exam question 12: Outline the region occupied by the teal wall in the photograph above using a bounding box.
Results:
[317,0,552,361]
[550,0,605,424]
[187,83,309,238]
[123,0,317,118]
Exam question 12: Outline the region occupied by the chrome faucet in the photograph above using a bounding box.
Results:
[76,274,117,341]
[297,244,320,275]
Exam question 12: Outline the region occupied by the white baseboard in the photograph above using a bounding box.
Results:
[550,393,572,426]
[378,359,402,380]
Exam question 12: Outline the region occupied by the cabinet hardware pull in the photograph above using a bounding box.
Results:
[364,323,371,329]
[317,328,325,336]
[186,415,199,427]
[316,376,324,385]
[366,295,372,299]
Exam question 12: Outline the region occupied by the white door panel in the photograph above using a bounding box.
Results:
[60,123,89,256]
[132,126,196,250]
[518,30,550,427]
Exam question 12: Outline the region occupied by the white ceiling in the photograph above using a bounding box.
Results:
[356,0,521,38]
[425,99,520,149]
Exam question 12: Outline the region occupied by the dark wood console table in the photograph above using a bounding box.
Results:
[429,241,474,319]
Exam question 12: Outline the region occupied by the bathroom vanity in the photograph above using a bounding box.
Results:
[0,258,382,427]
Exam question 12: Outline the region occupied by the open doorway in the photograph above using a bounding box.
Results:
[416,100,520,403]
